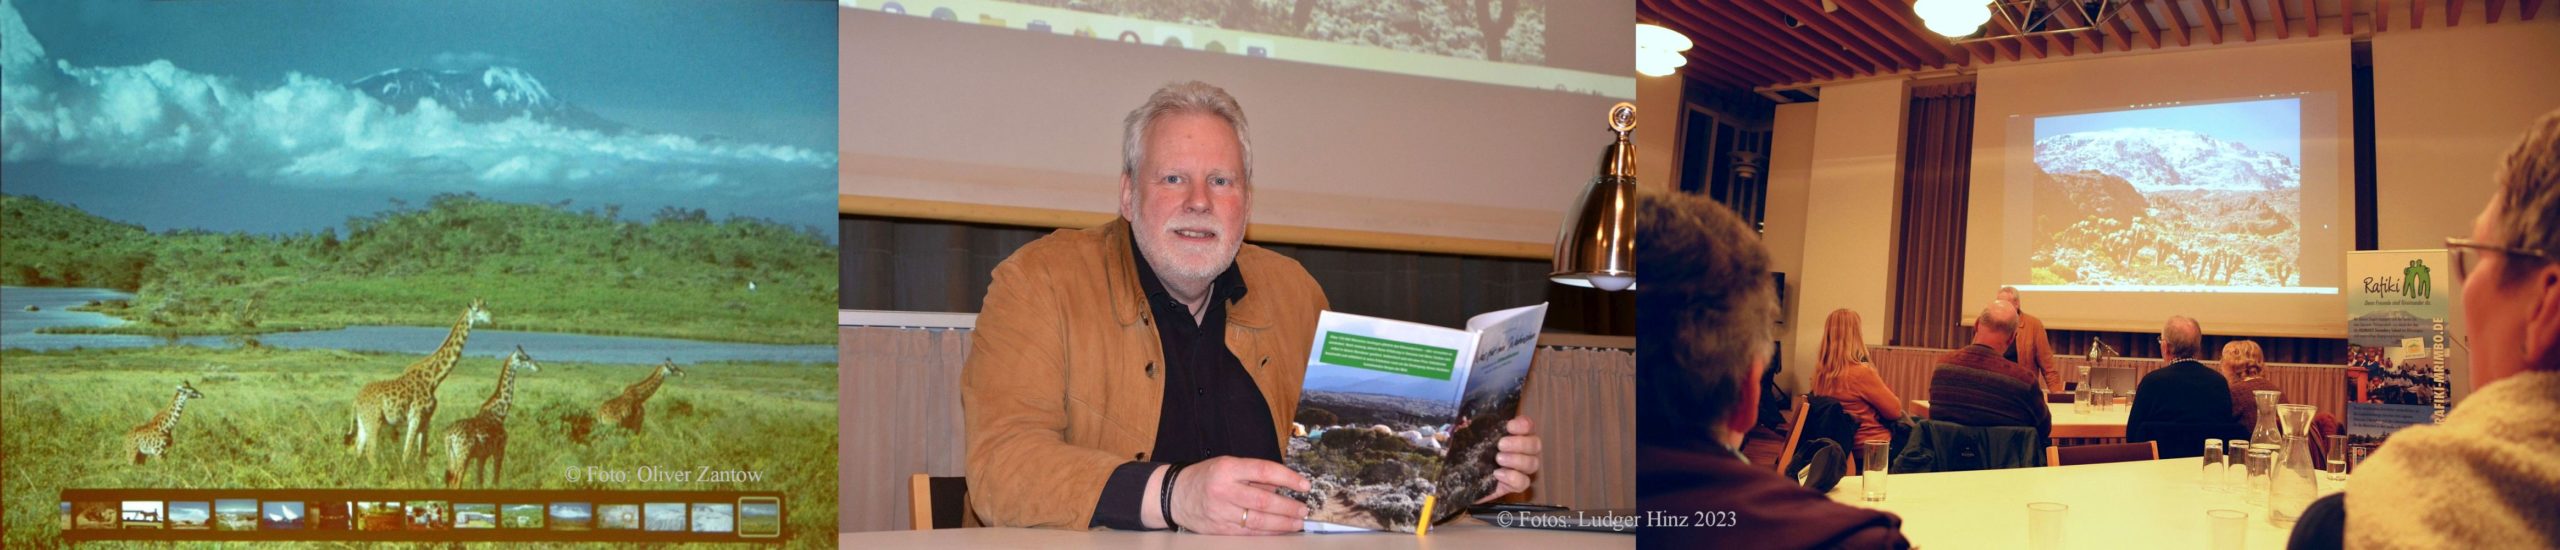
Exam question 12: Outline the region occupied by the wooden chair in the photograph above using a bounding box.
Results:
[2046,441,2158,467]
[907,473,981,530]
[1772,395,1812,475]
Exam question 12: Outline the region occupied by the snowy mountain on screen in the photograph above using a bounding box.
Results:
[2035,128,2299,192]
[350,66,626,132]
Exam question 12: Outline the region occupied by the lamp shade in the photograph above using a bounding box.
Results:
[1552,103,1639,292]
[1915,0,1992,37]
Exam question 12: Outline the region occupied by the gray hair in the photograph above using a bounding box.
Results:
[1121,81,1254,182]
[2495,109,2560,269]
[2163,316,2204,360]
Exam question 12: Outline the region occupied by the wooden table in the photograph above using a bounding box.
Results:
[1913,401,2131,440]
[838,520,1635,549]
[1823,457,2344,549]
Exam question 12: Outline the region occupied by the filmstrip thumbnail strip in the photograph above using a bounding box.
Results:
[59,489,783,542]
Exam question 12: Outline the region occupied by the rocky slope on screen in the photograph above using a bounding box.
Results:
[2035,128,2300,192]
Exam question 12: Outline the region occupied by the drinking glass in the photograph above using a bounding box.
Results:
[2092,389,2114,411]
[2027,502,2068,550]
[2245,448,2273,506]
[2228,440,2251,490]
[2201,438,2226,491]
[2207,509,2248,550]
[2073,388,2093,414]
[2325,435,2349,481]
[1861,441,1890,502]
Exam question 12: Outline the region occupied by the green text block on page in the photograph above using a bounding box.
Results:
[1319,331,1459,380]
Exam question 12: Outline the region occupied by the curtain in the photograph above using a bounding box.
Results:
[1889,82,1978,348]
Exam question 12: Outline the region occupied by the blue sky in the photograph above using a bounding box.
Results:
[2035,97,2302,164]
[2,0,835,235]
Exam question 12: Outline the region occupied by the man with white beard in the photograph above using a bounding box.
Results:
[961,81,1543,535]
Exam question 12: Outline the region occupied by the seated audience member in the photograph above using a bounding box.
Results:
[2218,340,2282,424]
[2123,316,2235,458]
[1924,301,2051,445]
[1813,308,1904,448]
[2305,109,2560,549]
[1997,286,2063,392]
[1637,191,1908,549]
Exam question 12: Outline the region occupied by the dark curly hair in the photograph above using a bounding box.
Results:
[1636,191,1777,448]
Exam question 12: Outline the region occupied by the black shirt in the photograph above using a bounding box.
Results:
[1088,234,1281,530]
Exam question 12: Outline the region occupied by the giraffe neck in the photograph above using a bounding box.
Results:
[479,362,520,421]
[159,392,189,435]
[411,310,475,382]
[627,369,666,401]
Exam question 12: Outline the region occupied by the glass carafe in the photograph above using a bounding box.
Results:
[2270,404,2320,524]
[2250,390,2284,450]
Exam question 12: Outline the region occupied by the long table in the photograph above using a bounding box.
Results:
[1912,401,2131,440]
[1822,457,2343,549]
[837,520,1635,549]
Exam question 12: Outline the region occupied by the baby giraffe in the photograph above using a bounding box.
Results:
[440,346,540,488]
[127,381,206,465]
[596,359,684,432]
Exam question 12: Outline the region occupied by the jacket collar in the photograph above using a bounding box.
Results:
[1103,218,1274,330]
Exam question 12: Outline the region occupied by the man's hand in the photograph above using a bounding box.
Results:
[1476,416,1544,504]
[1170,456,1310,535]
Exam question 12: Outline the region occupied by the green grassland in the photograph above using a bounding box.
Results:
[2,193,837,344]
[1,346,839,549]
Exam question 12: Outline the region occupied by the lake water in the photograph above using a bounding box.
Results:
[1,286,834,365]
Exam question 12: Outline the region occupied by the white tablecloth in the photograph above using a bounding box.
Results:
[1913,401,2132,439]
[1822,457,2345,549]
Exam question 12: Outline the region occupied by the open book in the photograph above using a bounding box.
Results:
[1280,303,1549,533]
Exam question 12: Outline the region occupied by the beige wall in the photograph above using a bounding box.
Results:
[1764,101,1818,396]
[2372,18,2560,250]
[1782,78,1906,397]
[1637,73,1685,192]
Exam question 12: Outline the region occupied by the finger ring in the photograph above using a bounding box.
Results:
[1242,509,1251,524]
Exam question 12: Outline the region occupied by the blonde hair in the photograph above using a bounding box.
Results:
[2220,340,2266,379]
[1815,308,1869,394]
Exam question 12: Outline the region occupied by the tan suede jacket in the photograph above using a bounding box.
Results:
[961,218,1328,530]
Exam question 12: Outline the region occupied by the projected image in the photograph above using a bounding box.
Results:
[0,0,837,544]
[2028,98,2304,290]
[1001,0,1550,64]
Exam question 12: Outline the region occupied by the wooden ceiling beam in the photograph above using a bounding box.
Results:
[2449,0,2466,25]
[2237,0,2261,41]
[2487,0,2507,22]
[1994,0,2053,58]
[2106,5,2140,49]
[2128,0,2167,49]
[2202,0,2229,43]
[2378,0,2393,30]
[2526,0,2546,20]
[1744,0,1907,71]
[2164,0,2198,45]
[1837,0,1969,69]
[2272,0,2294,38]
[1649,2,1825,86]
[2414,0,2427,29]
[2049,0,2110,52]
[1638,2,1801,88]
[1662,0,1860,83]
[2308,0,2323,36]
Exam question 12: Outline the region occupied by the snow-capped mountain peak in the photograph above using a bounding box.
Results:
[2035,127,2301,192]
[349,66,620,132]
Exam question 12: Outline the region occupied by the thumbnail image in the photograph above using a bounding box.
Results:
[985,0,1557,66]
[167,501,210,530]
[738,499,782,538]
[405,501,451,530]
[550,502,594,531]
[122,501,165,529]
[262,501,307,530]
[502,504,546,529]
[598,504,641,530]
[0,0,844,543]
[455,504,498,529]
[310,502,352,530]
[645,503,687,532]
[213,500,258,531]
[692,503,735,533]
[74,502,119,530]
[355,502,405,531]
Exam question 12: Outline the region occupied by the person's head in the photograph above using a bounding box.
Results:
[1636,191,1777,451]
[2160,316,2204,361]
[1814,308,1868,393]
[1119,81,1255,294]
[1971,300,2019,352]
[1997,286,2021,309]
[2218,340,2266,381]
[2459,109,2560,387]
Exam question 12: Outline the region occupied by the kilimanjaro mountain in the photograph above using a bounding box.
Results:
[350,66,627,133]
[2035,128,2300,192]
